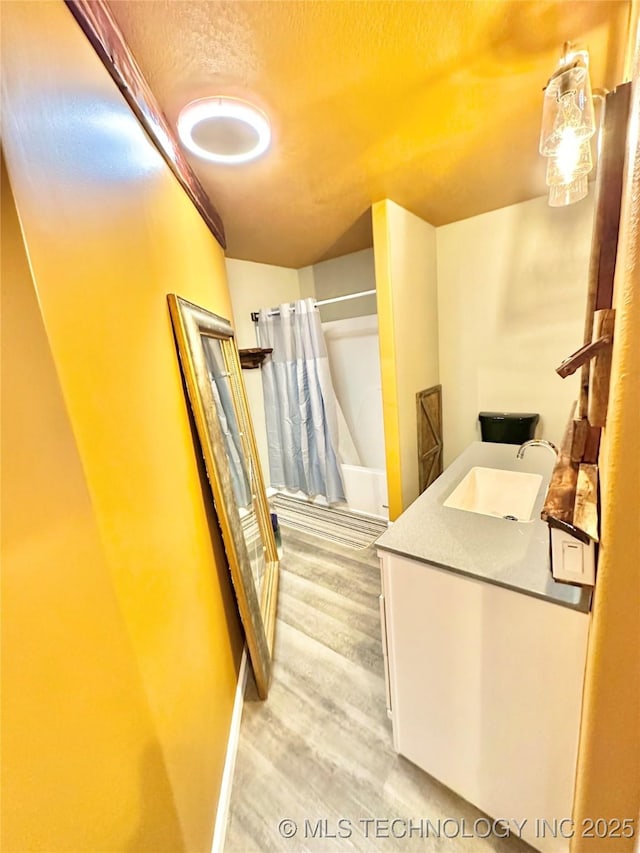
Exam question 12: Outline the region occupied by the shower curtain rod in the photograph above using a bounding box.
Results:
[250,289,376,322]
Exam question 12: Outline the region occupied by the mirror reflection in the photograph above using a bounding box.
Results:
[201,334,266,595]
[168,294,278,699]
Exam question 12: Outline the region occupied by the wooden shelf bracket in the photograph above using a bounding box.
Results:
[238,347,273,370]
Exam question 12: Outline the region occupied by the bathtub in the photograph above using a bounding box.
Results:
[340,463,389,520]
[273,464,389,521]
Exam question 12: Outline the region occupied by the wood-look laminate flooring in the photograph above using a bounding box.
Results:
[225,527,534,852]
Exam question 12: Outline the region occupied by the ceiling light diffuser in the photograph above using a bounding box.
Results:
[177,97,271,164]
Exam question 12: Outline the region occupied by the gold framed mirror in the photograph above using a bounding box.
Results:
[168,294,279,698]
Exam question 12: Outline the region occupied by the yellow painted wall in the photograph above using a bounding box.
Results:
[1,155,185,852]
[1,2,242,850]
[372,200,439,519]
[572,43,640,851]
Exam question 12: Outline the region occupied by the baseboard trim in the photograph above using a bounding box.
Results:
[211,646,248,853]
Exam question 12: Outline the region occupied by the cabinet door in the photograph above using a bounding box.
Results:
[381,552,589,853]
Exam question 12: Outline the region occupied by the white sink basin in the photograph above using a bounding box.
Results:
[443,466,543,522]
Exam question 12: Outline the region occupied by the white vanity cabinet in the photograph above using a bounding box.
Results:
[378,551,589,853]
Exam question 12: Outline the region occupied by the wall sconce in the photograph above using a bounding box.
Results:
[540,45,596,207]
[548,175,588,207]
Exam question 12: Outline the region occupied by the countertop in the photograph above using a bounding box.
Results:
[376,441,592,612]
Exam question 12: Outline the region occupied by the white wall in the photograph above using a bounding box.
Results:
[437,194,593,466]
[225,258,301,484]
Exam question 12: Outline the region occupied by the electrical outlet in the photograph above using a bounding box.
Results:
[550,527,596,586]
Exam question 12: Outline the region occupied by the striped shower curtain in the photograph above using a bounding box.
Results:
[257,298,349,503]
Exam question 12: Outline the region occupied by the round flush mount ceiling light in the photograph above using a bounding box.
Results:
[177,96,271,164]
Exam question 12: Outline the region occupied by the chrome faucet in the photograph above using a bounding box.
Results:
[516,439,559,460]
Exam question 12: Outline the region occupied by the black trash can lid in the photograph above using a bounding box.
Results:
[479,412,540,423]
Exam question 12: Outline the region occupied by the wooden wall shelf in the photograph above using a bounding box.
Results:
[238,348,273,369]
[542,405,599,543]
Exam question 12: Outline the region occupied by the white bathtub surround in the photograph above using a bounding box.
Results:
[322,314,385,470]
[334,406,361,467]
[341,464,388,519]
[275,462,388,521]
[321,313,388,518]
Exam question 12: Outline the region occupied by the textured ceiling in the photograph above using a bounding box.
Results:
[109,1,629,268]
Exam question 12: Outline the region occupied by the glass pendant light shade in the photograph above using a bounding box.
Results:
[548,175,588,207]
[539,56,596,156]
[545,138,592,186]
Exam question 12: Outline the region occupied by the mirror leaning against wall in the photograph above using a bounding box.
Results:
[167,294,279,699]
